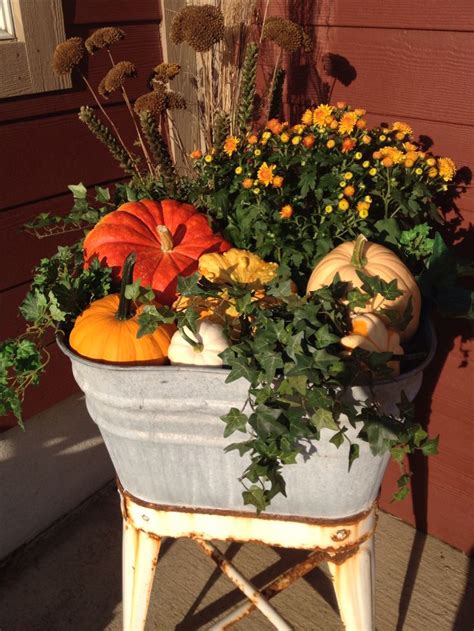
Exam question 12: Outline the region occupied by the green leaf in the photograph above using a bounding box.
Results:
[242,486,268,512]
[68,182,87,199]
[375,218,401,245]
[348,443,360,470]
[315,324,340,348]
[221,408,248,437]
[124,279,142,301]
[421,436,439,456]
[311,408,338,431]
[176,273,206,296]
[330,431,345,448]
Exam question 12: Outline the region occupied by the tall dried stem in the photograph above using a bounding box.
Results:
[78,70,140,178]
[106,49,155,175]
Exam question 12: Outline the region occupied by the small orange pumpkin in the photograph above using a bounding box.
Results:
[70,254,174,363]
[307,235,420,341]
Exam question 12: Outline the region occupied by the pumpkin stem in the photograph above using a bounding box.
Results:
[351,234,368,269]
[157,225,174,252]
[116,252,137,321]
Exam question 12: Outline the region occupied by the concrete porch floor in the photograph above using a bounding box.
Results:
[0,483,472,630]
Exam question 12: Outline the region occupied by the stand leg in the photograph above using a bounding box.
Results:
[327,537,375,631]
[122,519,161,631]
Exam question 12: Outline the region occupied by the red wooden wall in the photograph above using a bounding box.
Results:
[265,0,473,554]
[0,0,163,429]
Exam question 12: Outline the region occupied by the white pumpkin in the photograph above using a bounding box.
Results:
[168,320,229,367]
[340,313,404,375]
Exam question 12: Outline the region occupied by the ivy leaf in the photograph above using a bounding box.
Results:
[315,324,340,348]
[20,291,48,323]
[421,436,439,456]
[356,271,403,300]
[348,443,360,470]
[330,431,346,448]
[242,486,268,512]
[95,186,111,202]
[255,350,284,381]
[137,305,175,338]
[223,353,258,384]
[221,408,248,437]
[125,279,142,301]
[311,408,338,431]
[177,273,206,296]
[47,291,66,322]
[68,182,87,199]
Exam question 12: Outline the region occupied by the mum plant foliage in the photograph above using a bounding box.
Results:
[1,7,471,508]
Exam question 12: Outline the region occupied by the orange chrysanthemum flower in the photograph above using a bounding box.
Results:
[301,109,313,125]
[280,204,293,218]
[272,175,284,187]
[312,104,334,127]
[257,162,276,186]
[190,149,202,159]
[341,137,356,153]
[379,146,404,164]
[223,136,239,156]
[391,121,413,137]
[338,112,358,135]
[242,178,253,189]
[437,157,456,181]
[267,118,283,134]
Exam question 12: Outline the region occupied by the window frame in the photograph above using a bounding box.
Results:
[0,0,70,99]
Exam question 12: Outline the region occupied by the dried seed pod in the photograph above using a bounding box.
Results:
[153,62,181,83]
[99,61,137,97]
[170,5,224,52]
[85,27,125,54]
[262,16,311,53]
[166,90,186,110]
[134,87,167,116]
[52,37,85,75]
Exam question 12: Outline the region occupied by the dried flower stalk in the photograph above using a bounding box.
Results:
[85,27,125,54]
[78,106,137,175]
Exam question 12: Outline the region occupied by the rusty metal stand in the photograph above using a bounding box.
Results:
[119,485,378,631]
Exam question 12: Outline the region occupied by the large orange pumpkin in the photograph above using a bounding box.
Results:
[307,235,421,341]
[70,254,175,363]
[84,199,230,305]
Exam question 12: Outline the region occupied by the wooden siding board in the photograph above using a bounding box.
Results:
[269,0,474,31]
[0,105,139,210]
[0,23,163,123]
[283,27,474,126]
[65,0,162,25]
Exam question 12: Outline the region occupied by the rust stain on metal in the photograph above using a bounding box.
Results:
[331,528,350,542]
[117,478,376,527]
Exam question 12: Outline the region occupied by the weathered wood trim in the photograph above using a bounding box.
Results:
[0,0,70,98]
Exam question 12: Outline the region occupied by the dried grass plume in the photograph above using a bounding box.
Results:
[52,37,85,75]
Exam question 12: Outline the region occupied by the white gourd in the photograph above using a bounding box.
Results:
[340,313,404,375]
[168,320,229,367]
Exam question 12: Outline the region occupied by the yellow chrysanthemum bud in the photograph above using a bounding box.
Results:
[338,199,350,211]
[324,205,333,213]
[326,139,336,149]
[235,166,243,174]
[344,172,353,180]
[369,168,377,176]
[362,160,370,168]
[204,154,213,163]
[292,135,302,145]
[355,152,363,159]
[280,132,290,143]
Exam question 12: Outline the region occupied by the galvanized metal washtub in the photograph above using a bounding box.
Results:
[57,321,435,519]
